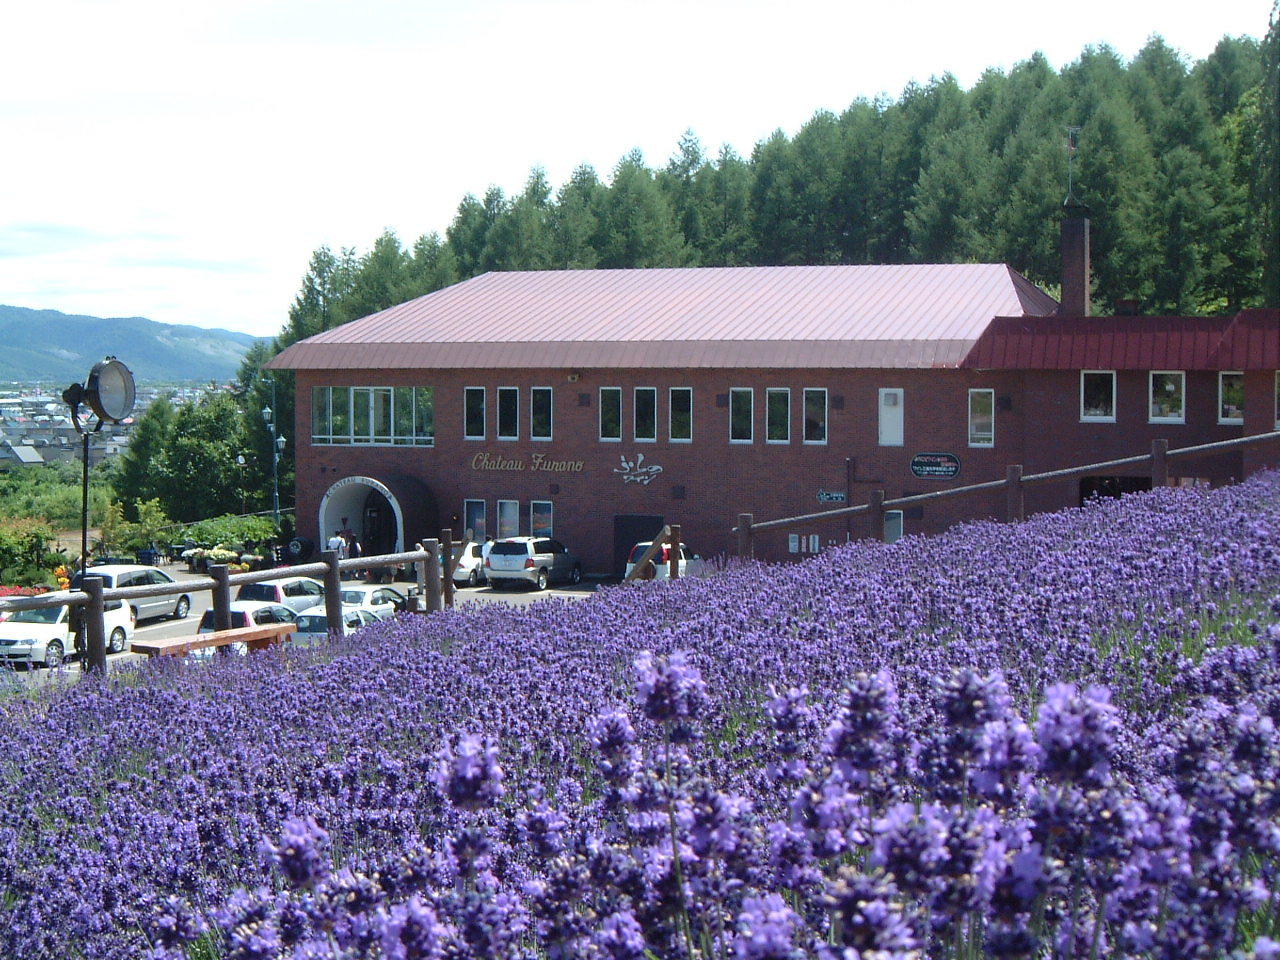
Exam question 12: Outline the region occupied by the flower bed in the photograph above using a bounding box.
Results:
[2,475,1279,958]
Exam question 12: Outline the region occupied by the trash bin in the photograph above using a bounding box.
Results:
[137,549,158,566]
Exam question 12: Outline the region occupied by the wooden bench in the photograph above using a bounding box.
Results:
[130,623,297,658]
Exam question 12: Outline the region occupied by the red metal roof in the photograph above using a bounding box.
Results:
[962,314,1245,370]
[268,264,1060,372]
[1209,309,1280,370]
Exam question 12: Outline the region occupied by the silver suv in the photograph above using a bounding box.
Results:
[70,564,191,623]
[485,537,582,590]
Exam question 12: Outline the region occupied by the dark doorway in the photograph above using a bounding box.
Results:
[613,514,665,580]
[360,488,397,557]
[1080,476,1152,505]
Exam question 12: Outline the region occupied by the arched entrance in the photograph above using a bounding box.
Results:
[318,477,405,559]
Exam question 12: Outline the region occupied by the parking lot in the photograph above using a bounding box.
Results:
[3,565,601,687]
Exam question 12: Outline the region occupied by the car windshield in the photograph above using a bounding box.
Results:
[490,542,528,556]
[296,615,329,632]
[69,573,113,589]
[237,584,276,602]
[9,606,64,624]
[340,591,368,604]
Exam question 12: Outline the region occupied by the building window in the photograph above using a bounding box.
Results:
[497,500,520,538]
[600,387,622,441]
[730,388,753,443]
[1081,371,1116,422]
[803,388,827,444]
[1150,371,1185,423]
[968,389,995,447]
[531,387,553,440]
[465,387,485,440]
[497,387,519,439]
[634,387,657,442]
[669,387,692,442]
[464,499,486,542]
[766,388,790,443]
[878,388,904,446]
[884,510,904,544]
[1218,372,1244,424]
[531,500,553,537]
[312,386,433,446]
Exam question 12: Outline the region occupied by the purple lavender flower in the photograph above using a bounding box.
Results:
[434,733,505,811]
[734,893,800,959]
[148,895,206,949]
[265,815,331,890]
[634,649,708,724]
[1034,683,1119,787]
[376,895,450,960]
[594,909,648,960]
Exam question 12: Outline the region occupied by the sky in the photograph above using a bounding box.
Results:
[0,0,1271,339]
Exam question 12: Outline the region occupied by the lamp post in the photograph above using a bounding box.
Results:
[262,403,286,524]
[62,357,135,674]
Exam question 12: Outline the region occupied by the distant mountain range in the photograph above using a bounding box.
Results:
[0,305,267,386]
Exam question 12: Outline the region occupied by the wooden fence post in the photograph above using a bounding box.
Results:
[423,539,443,613]
[83,576,106,675]
[1151,439,1169,487]
[869,490,885,542]
[669,524,682,580]
[441,528,455,608]
[211,563,232,631]
[737,514,754,558]
[1006,465,1024,523]
[321,551,343,625]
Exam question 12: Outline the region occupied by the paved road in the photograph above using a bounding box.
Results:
[5,566,601,687]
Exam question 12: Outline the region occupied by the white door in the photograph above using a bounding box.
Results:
[879,389,904,446]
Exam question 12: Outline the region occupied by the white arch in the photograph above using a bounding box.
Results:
[316,476,405,554]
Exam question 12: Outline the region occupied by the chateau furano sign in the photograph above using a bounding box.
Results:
[471,452,585,473]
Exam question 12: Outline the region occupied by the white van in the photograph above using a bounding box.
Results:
[0,593,135,668]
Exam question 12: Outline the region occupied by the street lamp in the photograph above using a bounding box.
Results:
[262,404,286,524]
[62,357,135,674]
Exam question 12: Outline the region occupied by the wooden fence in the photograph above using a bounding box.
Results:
[735,432,1280,557]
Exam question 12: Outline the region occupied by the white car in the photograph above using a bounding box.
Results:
[625,541,706,580]
[69,564,192,623]
[235,576,325,613]
[486,537,583,590]
[195,601,298,657]
[0,593,134,668]
[338,583,408,620]
[293,608,380,643]
[450,541,487,587]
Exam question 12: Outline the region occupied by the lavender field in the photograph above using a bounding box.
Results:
[3,475,1280,959]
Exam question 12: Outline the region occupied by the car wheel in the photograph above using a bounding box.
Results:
[173,595,191,620]
[468,568,479,588]
[108,628,126,654]
[44,640,64,669]
[535,568,549,591]
[130,605,140,623]
[569,564,582,585]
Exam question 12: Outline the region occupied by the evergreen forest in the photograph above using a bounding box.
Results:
[276,29,1278,362]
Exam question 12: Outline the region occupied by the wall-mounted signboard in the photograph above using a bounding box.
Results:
[910,452,961,480]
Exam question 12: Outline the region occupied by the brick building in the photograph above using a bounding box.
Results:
[268,218,1279,576]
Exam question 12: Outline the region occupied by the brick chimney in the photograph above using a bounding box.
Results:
[1061,201,1091,316]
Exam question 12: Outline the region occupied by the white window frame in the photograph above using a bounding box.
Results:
[600,387,622,442]
[634,387,657,443]
[766,388,790,444]
[884,510,904,544]
[1218,371,1244,425]
[464,387,486,440]
[669,387,693,443]
[497,386,520,440]
[1149,371,1186,424]
[729,388,753,444]
[803,388,827,445]
[1080,371,1116,423]
[878,388,904,447]
[531,386,553,441]
[968,388,995,448]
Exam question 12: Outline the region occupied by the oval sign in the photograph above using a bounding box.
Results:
[910,452,961,480]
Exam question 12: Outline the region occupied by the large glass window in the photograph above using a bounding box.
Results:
[465,387,485,440]
[1150,371,1186,423]
[600,388,622,441]
[497,500,520,538]
[531,387,553,440]
[1218,372,1244,424]
[669,387,692,442]
[311,386,433,446]
[766,388,790,443]
[464,499,486,542]
[635,387,657,442]
[803,388,827,444]
[730,388,753,443]
[531,501,553,537]
[1081,371,1115,422]
[968,389,994,447]
[497,387,519,440]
